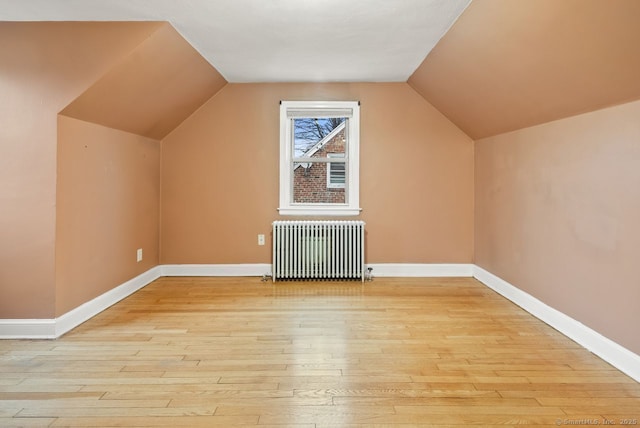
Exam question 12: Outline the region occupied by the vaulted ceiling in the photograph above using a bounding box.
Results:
[2,0,639,139]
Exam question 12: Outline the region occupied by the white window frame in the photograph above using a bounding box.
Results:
[279,100,361,216]
[327,153,345,189]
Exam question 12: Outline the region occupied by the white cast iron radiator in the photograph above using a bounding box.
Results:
[272,220,365,282]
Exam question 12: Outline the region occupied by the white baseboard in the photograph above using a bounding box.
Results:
[161,263,271,277]
[161,263,473,278]
[367,263,474,277]
[473,265,640,383]
[0,266,162,339]
[0,319,56,339]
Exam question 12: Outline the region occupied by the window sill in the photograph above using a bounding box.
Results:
[278,206,362,216]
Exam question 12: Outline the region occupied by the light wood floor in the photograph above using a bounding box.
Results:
[1,277,638,427]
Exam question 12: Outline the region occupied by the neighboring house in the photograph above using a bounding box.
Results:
[293,121,346,204]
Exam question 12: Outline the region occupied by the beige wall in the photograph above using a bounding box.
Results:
[55,117,160,316]
[475,99,640,355]
[161,83,474,265]
[0,22,160,319]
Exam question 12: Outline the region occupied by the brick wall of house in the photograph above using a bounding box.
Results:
[293,128,345,203]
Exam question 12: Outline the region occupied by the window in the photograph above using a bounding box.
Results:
[327,153,345,189]
[279,101,360,216]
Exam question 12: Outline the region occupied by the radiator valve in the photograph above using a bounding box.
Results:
[365,267,373,281]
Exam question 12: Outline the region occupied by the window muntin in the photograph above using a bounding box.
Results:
[279,101,360,216]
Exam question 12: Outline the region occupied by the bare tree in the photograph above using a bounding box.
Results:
[294,117,345,152]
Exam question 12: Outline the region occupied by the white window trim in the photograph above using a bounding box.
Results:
[279,100,361,216]
[327,153,345,189]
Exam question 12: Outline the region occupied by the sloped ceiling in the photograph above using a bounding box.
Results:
[408,0,640,139]
[0,21,164,112]
[60,23,227,140]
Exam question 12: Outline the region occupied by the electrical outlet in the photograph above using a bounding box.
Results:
[258,234,265,246]
[136,248,143,262]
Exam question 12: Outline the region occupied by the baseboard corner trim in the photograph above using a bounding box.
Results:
[473,265,640,383]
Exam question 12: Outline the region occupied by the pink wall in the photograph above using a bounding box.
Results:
[0,22,159,319]
[475,99,640,355]
[55,117,160,316]
[161,83,474,265]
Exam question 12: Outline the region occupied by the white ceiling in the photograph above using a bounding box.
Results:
[0,0,470,83]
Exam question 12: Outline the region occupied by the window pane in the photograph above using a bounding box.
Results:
[292,117,348,201]
[293,117,347,158]
[293,162,346,204]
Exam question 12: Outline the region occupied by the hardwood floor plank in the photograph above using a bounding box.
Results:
[168,395,333,408]
[3,398,169,410]
[0,392,102,400]
[49,415,259,426]
[0,418,57,427]
[101,389,292,401]
[80,382,280,393]
[561,405,640,414]
[411,374,531,383]
[331,396,539,407]
[538,396,640,406]
[17,406,216,418]
[0,409,20,417]
[215,403,397,419]
[394,404,564,415]
[505,389,640,398]
[0,385,84,393]
[219,374,414,384]
[294,387,498,399]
